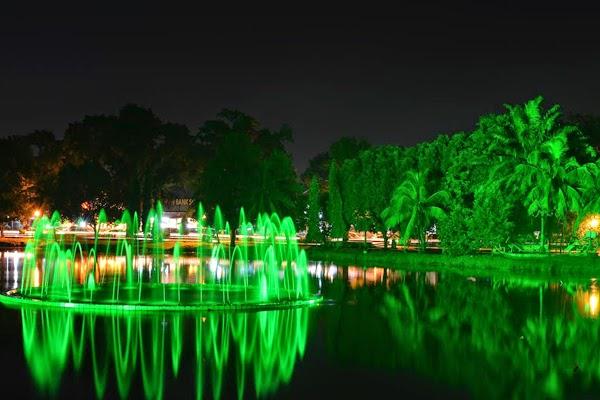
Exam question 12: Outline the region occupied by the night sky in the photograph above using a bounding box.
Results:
[2,4,600,170]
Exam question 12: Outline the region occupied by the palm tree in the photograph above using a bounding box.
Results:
[381,170,448,251]
[509,133,595,250]
[491,96,576,159]
[488,96,596,251]
[577,160,600,219]
[488,96,579,183]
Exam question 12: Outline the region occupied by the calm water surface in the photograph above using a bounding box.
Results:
[1,250,599,399]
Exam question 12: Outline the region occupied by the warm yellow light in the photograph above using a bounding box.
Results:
[590,293,599,316]
[578,214,600,238]
[33,209,41,218]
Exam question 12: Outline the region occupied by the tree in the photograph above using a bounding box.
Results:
[327,162,345,240]
[305,176,322,243]
[489,96,595,250]
[438,128,518,254]
[196,132,260,246]
[437,202,474,255]
[469,182,515,251]
[338,146,404,248]
[509,133,594,249]
[197,109,292,156]
[249,149,302,220]
[195,110,300,246]
[301,152,330,184]
[382,170,448,251]
[49,161,112,221]
[0,131,60,234]
[329,137,371,165]
[62,104,195,222]
[566,114,600,157]
[0,136,32,235]
[579,161,600,218]
[301,136,370,184]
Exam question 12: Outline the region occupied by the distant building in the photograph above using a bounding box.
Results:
[161,188,194,230]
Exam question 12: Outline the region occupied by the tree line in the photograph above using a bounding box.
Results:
[305,96,600,254]
[0,106,300,237]
[2,96,600,254]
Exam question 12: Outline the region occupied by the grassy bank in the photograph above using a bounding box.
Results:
[304,246,600,280]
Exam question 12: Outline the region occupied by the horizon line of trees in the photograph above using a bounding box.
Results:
[304,96,600,254]
[3,95,600,254]
[0,106,300,244]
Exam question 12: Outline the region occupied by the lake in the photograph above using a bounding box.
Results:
[1,250,599,399]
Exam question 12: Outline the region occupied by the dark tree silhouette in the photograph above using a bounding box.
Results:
[195,110,300,246]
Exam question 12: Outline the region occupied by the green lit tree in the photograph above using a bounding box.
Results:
[357,146,405,248]
[437,202,474,255]
[469,181,515,251]
[579,162,600,218]
[486,97,596,249]
[562,114,599,164]
[491,96,566,160]
[338,157,374,248]
[337,146,404,248]
[509,133,593,250]
[305,176,322,243]
[382,170,448,251]
[327,162,346,241]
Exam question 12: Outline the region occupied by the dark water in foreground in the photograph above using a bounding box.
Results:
[1,251,600,399]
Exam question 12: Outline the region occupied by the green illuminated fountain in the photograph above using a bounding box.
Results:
[0,202,319,311]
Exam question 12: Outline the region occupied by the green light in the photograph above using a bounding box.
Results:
[0,290,321,313]
[19,307,310,399]
[2,202,321,311]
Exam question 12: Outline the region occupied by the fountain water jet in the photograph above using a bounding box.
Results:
[0,202,320,311]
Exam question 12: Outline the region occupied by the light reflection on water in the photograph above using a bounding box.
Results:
[3,250,600,398]
[575,279,600,318]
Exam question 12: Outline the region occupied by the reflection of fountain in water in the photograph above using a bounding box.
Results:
[21,307,308,399]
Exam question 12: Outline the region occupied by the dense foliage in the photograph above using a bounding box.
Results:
[306,95,600,254]
[3,96,600,254]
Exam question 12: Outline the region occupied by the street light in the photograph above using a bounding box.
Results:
[33,209,41,218]
[579,214,600,237]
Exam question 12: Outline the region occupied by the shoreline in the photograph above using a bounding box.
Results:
[304,246,600,281]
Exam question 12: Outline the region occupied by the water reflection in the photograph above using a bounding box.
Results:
[6,251,600,398]
[320,269,600,399]
[575,279,600,318]
[21,307,308,399]
[308,262,408,289]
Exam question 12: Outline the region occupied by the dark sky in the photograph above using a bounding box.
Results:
[2,4,600,170]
